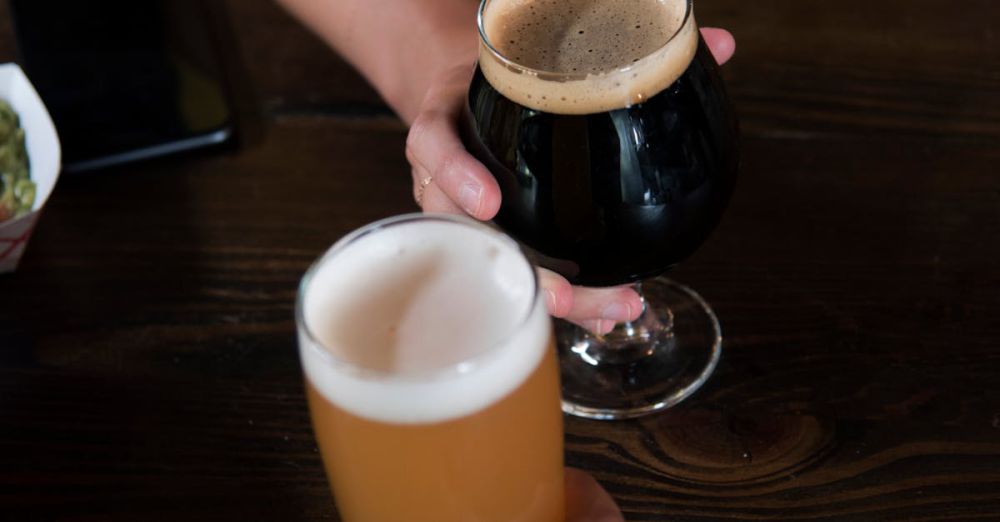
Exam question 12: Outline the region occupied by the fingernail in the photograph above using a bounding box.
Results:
[458,183,482,215]
[599,320,616,335]
[584,320,615,336]
[544,290,558,314]
[584,320,605,335]
[602,302,632,321]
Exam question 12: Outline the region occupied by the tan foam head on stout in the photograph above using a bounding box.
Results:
[479,0,698,115]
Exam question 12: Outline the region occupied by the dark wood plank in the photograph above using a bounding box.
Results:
[0,117,412,374]
[2,115,999,520]
[0,118,413,521]
[222,0,1000,140]
[697,0,1000,141]
[572,137,1000,520]
[0,1,16,62]
[223,0,386,115]
[1,0,999,520]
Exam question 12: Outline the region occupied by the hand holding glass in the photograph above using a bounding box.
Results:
[463,0,739,419]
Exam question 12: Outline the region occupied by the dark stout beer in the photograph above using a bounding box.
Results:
[464,0,738,286]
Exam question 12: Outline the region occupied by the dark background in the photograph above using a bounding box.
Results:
[1,0,999,520]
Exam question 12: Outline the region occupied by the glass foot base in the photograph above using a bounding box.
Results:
[558,277,722,420]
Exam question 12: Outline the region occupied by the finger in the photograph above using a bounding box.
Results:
[537,269,574,319]
[563,285,643,326]
[565,468,624,522]
[412,166,432,208]
[581,319,617,337]
[420,179,467,216]
[412,165,464,214]
[700,27,736,65]
[405,88,501,221]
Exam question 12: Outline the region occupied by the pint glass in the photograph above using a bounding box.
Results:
[296,214,564,521]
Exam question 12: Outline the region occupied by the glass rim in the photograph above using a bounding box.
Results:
[295,213,543,382]
[477,0,694,81]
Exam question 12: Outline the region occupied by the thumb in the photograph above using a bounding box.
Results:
[565,468,625,522]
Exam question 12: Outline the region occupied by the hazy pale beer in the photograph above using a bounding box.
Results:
[296,215,564,522]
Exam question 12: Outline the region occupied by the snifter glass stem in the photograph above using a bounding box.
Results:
[557,277,722,420]
[603,283,668,354]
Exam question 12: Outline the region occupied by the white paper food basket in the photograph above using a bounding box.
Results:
[0,63,61,273]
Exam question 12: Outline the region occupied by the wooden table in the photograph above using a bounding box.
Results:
[2,1,999,520]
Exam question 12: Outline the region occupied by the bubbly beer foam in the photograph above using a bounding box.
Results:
[299,219,551,425]
[479,0,699,115]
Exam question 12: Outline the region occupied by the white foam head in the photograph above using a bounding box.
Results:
[297,214,551,425]
[478,0,699,115]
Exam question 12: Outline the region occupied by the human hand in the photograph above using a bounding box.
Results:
[565,468,624,522]
[406,29,736,332]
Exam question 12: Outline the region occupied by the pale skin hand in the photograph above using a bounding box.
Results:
[276,0,734,333]
[566,468,625,522]
[406,27,734,335]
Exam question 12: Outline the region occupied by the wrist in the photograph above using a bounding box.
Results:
[278,0,479,124]
[376,2,479,123]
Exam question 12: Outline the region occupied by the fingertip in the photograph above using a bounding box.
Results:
[598,320,615,336]
[581,320,601,335]
[544,289,559,317]
[565,468,625,522]
[619,287,644,322]
[420,182,467,216]
[700,27,736,65]
[553,286,574,319]
[579,319,614,336]
[447,154,501,221]
[540,272,573,318]
[478,176,502,221]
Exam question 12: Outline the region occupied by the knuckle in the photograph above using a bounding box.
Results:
[544,280,573,318]
[404,143,418,166]
[404,118,431,163]
[405,111,442,156]
[437,154,459,184]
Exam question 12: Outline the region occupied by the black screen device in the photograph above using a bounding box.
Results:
[10,0,242,172]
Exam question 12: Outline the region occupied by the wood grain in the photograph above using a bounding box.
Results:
[0,1,16,63]
[698,0,1000,141]
[223,0,387,116]
[1,0,999,520]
